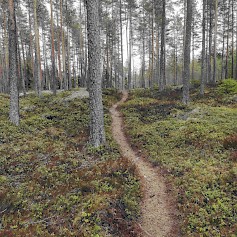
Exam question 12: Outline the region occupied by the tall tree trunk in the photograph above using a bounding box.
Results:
[151,5,155,88]
[28,0,34,90]
[128,4,132,90]
[221,1,226,81]
[3,10,9,93]
[201,0,206,95]
[56,0,62,89]
[20,31,27,93]
[231,0,234,78]
[119,0,124,90]
[236,6,237,80]
[159,0,166,91]
[225,0,230,79]
[86,0,105,147]
[212,0,218,83]
[182,0,192,104]
[50,0,56,94]
[208,2,213,83]
[17,31,24,95]
[67,27,72,90]
[191,24,195,81]
[60,0,67,90]
[33,0,42,96]
[8,0,20,125]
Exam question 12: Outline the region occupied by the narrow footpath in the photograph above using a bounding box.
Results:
[110,91,179,237]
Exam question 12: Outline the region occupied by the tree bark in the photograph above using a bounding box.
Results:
[212,0,218,83]
[119,0,124,90]
[86,0,106,147]
[200,0,206,95]
[50,0,56,95]
[8,0,20,125]
[182,0,192,104]
[159,0,166,91]
[33,0,42,96]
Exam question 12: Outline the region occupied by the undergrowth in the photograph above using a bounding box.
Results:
[121,86,237,236]
[0,89,140,237]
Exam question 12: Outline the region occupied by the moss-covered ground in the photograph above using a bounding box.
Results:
[121,85,237,237]
[0,89,140,237]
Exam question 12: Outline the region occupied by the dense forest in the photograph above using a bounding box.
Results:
[1,0,237,236]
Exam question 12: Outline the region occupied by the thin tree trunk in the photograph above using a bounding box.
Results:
[182,0,192,104]
[28,0,34,89]
[208,2,213,83]
[201,0,206,95]
[231,0,234,78]
[60,0,67,90]
[159,0,166,91]
[128,4,132,90]
[20,31,27,93]
[33,0,42,96]
[225,0,230,79]
[120,0,124,90]
[3,10,9,93]
[8,0,20,125]
[236,8,237,80]
[212,0,218,83]
[50,0,56,94]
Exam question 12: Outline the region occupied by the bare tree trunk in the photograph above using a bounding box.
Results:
[200,0,206,95]
[20,31,27,93]
[86,0,105,147]
[67,27,72,90]
[28,0,34,90]
[119,0,124,90]
[225,0,230,79]
[231,0,234,78]
[208,2,213,83]
[236,7,237,80]
[33,0,42,96]
[60,0,67,90]
[3,10,9,93]
[8,0,20,125]
[50,0,56,95]
[182,0,192,104]
[128,4,132,90]
[221,1,226,81]
[212,0,218,83]
[159,0,166,91]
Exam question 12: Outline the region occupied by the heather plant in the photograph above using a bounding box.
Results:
[121,87,237,236]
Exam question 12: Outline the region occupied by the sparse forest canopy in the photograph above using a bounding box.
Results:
[0,0,237,96]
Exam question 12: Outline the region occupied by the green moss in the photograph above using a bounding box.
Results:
[121,88,237,236]
[0,89,140,236]
[217,79,237,95]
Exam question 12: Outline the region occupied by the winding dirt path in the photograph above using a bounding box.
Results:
[110,91,179,237]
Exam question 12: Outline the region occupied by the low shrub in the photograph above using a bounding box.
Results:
[190,79,201,88]
[217,79,237,95]
[122,88,237,236]
[223,134,237,150]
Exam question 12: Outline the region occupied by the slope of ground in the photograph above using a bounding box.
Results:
[120,86,237,236]
[110,91,180,237]
[0,89,140,237]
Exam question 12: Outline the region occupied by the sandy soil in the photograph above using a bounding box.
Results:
[110,91,180,237]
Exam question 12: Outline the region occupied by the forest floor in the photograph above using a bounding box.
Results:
[0,89,141,236]
[19,88,89,99]
[110,91,180,237]
[120,84,237,236]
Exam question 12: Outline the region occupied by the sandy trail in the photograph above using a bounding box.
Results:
[109,91,179,237]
